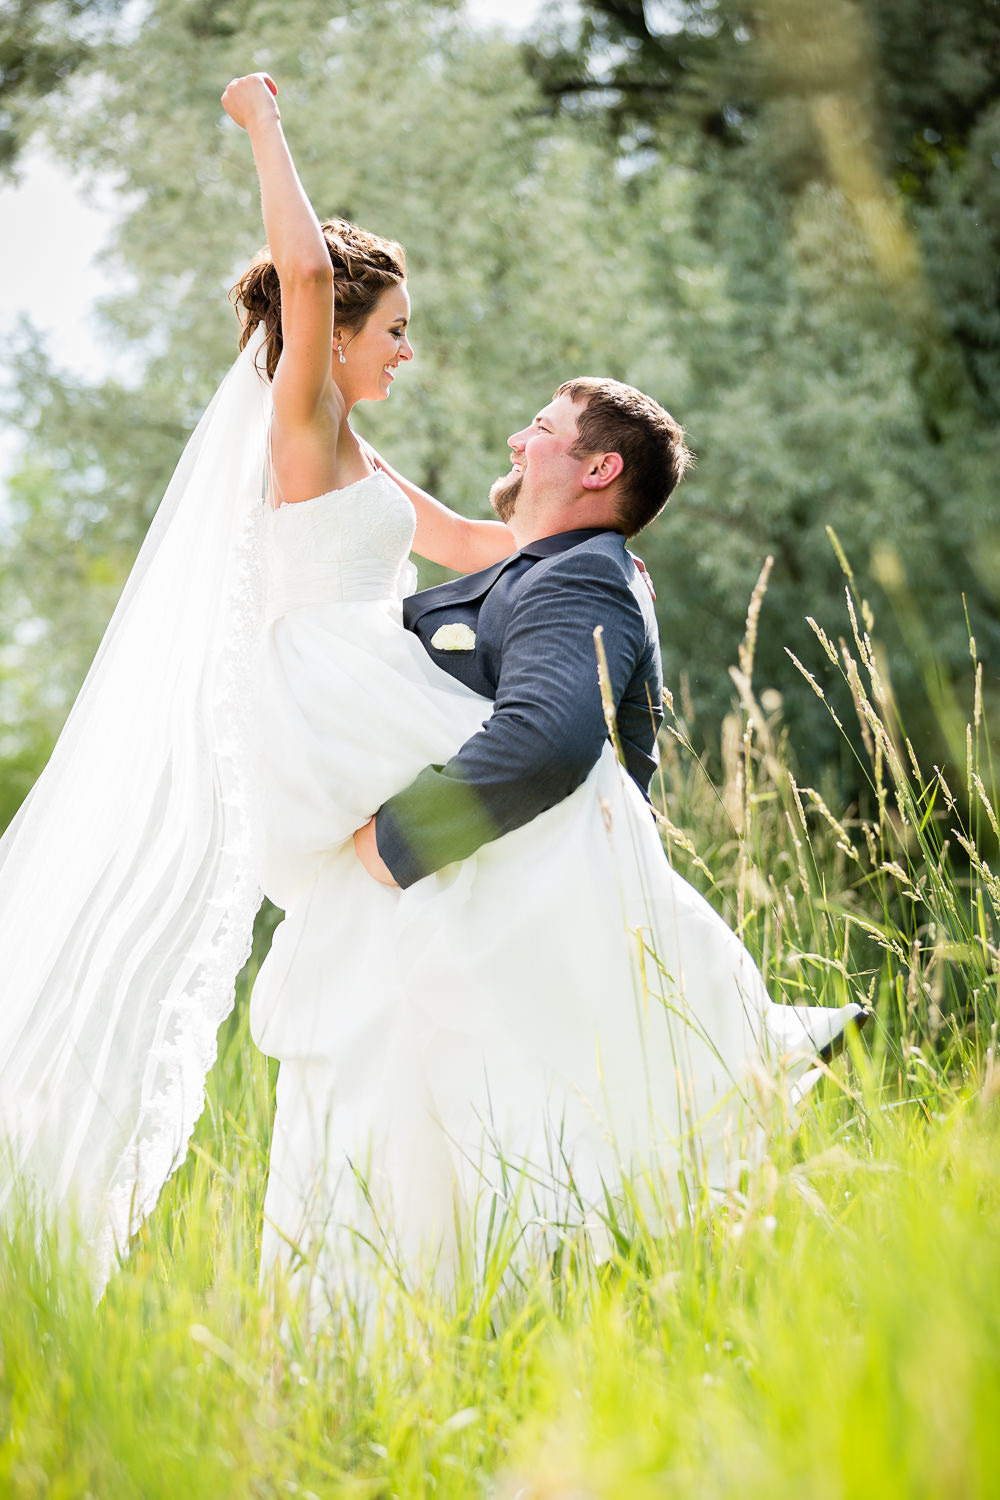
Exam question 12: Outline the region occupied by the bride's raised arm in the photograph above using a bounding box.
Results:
[222,73,343,504]
[224,72,514,566]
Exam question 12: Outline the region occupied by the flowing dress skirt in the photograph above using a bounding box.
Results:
[251,593,822,1295]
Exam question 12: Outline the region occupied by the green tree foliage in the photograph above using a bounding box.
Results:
[524,0,1000,776]
[0,0,125,173]
[2,0,999,820]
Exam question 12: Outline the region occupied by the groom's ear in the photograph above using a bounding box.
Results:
[581,451,624,491]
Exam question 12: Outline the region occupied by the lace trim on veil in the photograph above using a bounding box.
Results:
[98,502,267,1285]
[0,334,272,1291]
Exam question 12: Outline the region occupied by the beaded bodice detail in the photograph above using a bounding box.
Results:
[265,471,417,619]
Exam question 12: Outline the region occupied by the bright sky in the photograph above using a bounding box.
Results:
[0,0,551,487]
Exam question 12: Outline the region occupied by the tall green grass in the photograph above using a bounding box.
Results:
[3,558,1000,1498]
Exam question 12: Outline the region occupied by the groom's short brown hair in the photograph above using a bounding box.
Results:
[555,377,692,537]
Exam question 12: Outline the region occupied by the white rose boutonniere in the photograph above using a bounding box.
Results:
[430,623,477,652]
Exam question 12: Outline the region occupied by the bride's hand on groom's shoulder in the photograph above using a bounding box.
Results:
[221,73,279,131]
[353,818,399,887]
[630,552,656,602]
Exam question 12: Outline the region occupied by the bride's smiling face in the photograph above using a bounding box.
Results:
[335,283,413,403]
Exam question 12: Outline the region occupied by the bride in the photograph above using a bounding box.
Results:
[0,73,861,1297]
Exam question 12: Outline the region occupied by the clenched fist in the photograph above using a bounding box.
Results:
[221,73,279,131]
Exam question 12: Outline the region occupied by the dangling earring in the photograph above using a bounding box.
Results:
[336,344,346,365]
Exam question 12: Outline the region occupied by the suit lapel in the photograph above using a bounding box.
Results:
[404,551,526,630]
[403,529,622,630]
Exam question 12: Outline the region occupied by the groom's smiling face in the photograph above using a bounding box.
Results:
[490,394,590,525]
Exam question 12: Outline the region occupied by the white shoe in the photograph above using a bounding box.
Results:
[765,1001,871,1062]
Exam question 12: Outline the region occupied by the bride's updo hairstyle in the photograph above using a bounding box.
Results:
[231,218,407,380]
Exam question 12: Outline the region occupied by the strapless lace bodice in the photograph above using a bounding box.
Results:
[265,470,416,618]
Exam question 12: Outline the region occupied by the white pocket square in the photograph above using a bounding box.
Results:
[430,623,477,651]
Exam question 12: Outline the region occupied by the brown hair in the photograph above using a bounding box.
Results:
[230,218,407,380]
[554,377,693,536]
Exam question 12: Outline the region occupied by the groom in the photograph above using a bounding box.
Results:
[353,375,690,887]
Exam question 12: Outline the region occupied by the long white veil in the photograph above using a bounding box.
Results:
[0,330,272,1289]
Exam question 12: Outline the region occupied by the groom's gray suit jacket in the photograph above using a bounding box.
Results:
[374,527,664,888]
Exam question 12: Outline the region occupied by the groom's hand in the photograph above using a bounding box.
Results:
[353,817,399,886]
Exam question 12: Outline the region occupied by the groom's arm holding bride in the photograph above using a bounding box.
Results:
[357,542,658,887]
[354,378,692,888]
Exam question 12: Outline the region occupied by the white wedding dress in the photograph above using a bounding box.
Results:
[250,469,842,1294]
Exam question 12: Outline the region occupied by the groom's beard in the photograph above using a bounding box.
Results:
[490,469,522,524]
